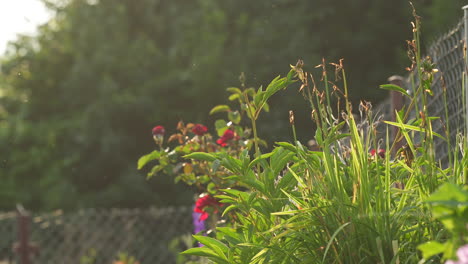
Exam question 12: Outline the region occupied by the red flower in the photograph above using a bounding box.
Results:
[216,129,235,147]
[370,148,385,159]
[192,124,208,136]
[152,125,165,136]
[194,195,222,221]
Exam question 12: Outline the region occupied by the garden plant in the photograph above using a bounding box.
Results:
[139,6,467,264]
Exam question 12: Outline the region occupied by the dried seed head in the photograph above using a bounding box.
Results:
[341,111,348,120]
[289,110,295,125]
[177,121,185,131]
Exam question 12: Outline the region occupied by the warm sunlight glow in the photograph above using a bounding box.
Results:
[0,0,50,54]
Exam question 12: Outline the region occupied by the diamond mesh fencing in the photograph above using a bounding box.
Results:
[422,18,466,164]
[376,15,467,165]
[0,212,16,263]
[0,206,193,264]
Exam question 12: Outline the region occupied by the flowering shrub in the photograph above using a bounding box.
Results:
[141,8,467,263]
[138,69,294,243]
[138,120,247,194]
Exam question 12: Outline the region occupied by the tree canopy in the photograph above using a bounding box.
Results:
[0,0,465,210]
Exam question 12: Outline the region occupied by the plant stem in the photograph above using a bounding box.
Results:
[250,115,261,159]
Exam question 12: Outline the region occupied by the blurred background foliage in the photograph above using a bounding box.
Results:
[0,0,465,211]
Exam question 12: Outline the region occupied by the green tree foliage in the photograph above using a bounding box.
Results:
[0,0,464,210]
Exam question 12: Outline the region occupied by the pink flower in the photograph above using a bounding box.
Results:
[216,129,235,147]
[370,148,385,159]
[152,125,165,136]
[446,244,468,264]
[192,124,208,136]
[193,195,223,221]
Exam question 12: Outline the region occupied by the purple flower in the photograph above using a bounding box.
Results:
[192,206,206,247]
[192,210,206,234]
[446,244,468,264]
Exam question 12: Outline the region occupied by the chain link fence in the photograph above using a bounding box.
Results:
[0,206,193,264]
[0,212,16,263]
[376,12,467,165]
[422,17,465,163]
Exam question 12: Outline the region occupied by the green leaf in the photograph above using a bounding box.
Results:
[270,147,295,176]
[271,210,300,215]
[322,222,351,263]
[216,195,237,203]
[280,189,304,210]
[287,166,306,189]
[210,105,231,115]
[426,183,468,204]
[216,227,241,243]
[147,164,166,178]
[228,110,241,124]
[417,241,447,260]
[212,159,221,172]
[248,152,274,169]
[226,87,242,94]
[263,71,295,101]
[207,182,217,194]
[215,119,228,136]
[180,246,218,257]
[251,248,269,263]
[384,121,446,140]
[229,93,240,101]
[183,152,217,162]
[263,102,270,112]
[245,87,256,96]
[253,90,265,108]
[315,128,323,146]
[137,150,162,169]
[222,204,238,216]
[275,142,297,152]
[193,235,230,254]
[276,168,295,190]
[379,84,410,97]
[221,188,251,202]
[193,235,229,251]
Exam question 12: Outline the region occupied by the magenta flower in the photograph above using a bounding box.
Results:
[194,195,223,221]
[370,148,385,159]
[152,125,165,136]
[192,124,208,136]
[152,125,165,145]
[216,129,235,147]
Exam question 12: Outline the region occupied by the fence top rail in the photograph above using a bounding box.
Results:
[0,206,193,220]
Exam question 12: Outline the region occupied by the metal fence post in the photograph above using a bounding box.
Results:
[13,206,38,264]
[464,5,468,138]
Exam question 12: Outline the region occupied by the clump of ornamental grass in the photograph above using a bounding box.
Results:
[172,6,467,264]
